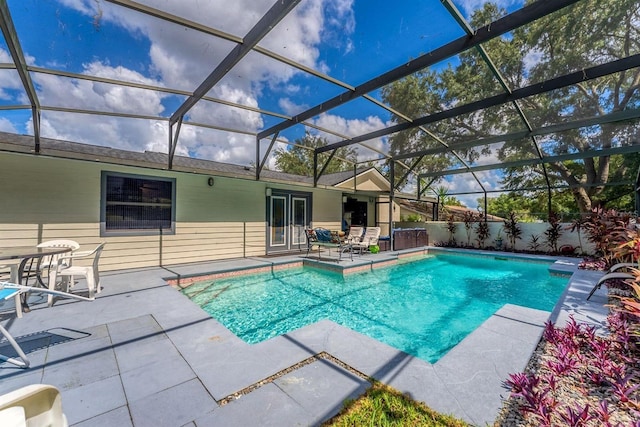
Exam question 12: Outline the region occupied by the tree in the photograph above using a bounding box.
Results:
[273,132,357,176]
[430,185,463,220]
[483,190,579,221]
[382,0,640,214]
[594,153,640,211]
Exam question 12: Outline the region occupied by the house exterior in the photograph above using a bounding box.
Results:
[0,132,401,271]
[324,168,399,236]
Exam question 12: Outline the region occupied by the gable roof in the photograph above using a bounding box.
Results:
[316,168,370,186]
[325,167,391,192]
[317,167,391,189]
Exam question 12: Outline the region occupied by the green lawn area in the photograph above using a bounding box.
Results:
[322,380,469,427]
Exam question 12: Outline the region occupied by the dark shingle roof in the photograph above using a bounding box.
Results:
[0,132,397,194]
[0,131,324,185]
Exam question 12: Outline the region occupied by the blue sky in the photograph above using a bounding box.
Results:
[0,0,525,208]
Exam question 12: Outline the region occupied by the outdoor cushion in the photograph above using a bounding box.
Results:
[315,228,332,243]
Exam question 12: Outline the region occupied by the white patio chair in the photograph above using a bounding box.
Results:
[34,240,81,287]
[51,243,106,304]
[0,384,68,427]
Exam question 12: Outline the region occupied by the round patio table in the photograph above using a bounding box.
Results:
[0,246,72,311]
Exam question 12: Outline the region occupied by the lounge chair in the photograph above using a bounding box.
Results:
[345,226,364,244]
[586,262,638,300]
[0,281,94,368]
[352,227,381,254]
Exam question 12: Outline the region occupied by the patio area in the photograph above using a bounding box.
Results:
[0,248,610,426]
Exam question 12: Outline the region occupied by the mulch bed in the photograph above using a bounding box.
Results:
[494,287,639,426]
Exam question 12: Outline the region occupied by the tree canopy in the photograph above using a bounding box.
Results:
[274,132,357,176]
[382,0,640,214]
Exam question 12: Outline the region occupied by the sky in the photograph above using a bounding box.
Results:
[0,0,526,209]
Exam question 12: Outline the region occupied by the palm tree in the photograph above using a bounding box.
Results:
[431,186,450,221]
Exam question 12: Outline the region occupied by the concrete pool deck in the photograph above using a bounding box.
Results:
[0,248,610,426]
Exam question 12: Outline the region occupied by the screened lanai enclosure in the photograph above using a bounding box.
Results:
[0,0,639,219]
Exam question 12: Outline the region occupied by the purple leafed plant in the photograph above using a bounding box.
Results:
[525,399,554,427]
[559,404,594,426]
[595,400,613,427]
[507,309,640,424]
[546,356,580,376]
[543,320,561,344]
[506,372,543,408]
[607,312,635,355]
[609,373,640,404]
[543,373,558,391]
[506,372,539,395]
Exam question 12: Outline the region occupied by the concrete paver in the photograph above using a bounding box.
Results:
[274,359,370,422]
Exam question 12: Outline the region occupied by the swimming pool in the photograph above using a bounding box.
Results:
[183,253,568,363]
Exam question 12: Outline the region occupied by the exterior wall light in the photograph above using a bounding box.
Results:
[266,188,272,197]
[207,177,214,187]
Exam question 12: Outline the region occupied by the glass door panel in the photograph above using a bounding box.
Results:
[270,196,286,247]
[291,197,307,246]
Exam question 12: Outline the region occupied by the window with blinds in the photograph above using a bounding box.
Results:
[101,172,175,235]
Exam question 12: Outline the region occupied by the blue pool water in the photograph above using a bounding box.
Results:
[183,254,568,363]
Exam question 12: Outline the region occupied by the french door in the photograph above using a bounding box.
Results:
[267,191,311,252]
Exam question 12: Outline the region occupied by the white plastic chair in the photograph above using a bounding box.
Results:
[35,240,81,287]
[51,243,106,304]
[0,384,68,427]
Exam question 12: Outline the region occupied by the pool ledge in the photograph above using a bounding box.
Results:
[426,246,580,277]
[166,248,433,287]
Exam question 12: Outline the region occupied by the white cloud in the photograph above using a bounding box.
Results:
[36,112,179,154]
[0,69,23,101]
[278,97,307,116]
[441,169,503,210]
[0,49,26,101]
[312,113,389,161]
[284,84,302,95]
[33,63,166,116]
[522,48,543,79]
[0,117,17,133]
[17,0,359,167]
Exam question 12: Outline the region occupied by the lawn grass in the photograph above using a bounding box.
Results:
[322,380,469,427]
